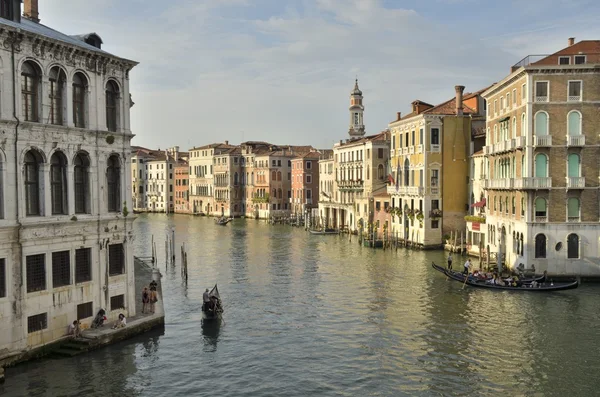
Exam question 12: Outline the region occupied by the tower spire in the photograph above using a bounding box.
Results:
[348,79,365,139]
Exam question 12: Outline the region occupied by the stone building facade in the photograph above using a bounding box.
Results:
[0,1,138,356]
[482,38,600,275]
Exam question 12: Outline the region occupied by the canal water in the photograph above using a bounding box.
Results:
[3,214,600,396]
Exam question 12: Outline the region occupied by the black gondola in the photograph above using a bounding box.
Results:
[215,217,234,226]
[202,284,224,319]
[432,263,579,292]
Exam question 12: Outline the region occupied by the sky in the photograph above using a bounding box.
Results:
[41,0,600,151]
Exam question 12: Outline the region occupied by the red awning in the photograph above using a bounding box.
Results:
[471,198,486,208]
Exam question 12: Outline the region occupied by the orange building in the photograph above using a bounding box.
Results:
[291,151,321,215]
[174,161,190,213]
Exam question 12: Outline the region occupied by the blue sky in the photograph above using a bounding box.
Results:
[41,0,600,151]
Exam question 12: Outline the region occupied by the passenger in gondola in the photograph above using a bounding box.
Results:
[203,288,212,311]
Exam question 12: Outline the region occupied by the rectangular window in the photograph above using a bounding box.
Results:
[559,56,570,65]
[574,55,586,65]
[306,161,312,169]
[75,248,92,283]
[431,128,439,145]
[306,175,312,183]
[52,251,71,288]
[375,201,381,211]
[568,81,582,101]
[522,83,526,100]
[77,302,94,320]
[431,220,439,229]
[535,81,549,102]
[0,258,5,298]
[110,294,125,310]
[494,100,497,114]
[506,93,510,108]
[28,313,48,333]
[378,148,384,159]
[431,170,439,186]
[272,160,276,167]
[306,189,312,199]
[108,244,125,276]
[26,254,46,293]
[431,199,439,210]
[512,89,517,105]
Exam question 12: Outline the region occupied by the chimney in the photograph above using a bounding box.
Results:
[396,112,402,121]
[568,37,575,46]
[23,0,40,23]
[455,85,465,116]
[225,140,229,145]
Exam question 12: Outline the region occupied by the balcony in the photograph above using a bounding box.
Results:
[430,144,440,152]
[482,179,514,189]
[483,145,491,155]
[534,216,548,223]
[567,216,581,223]
[567,135,585,146]
[407,186,424,196]
[409,146,415,155]
[514,177,552,189]
[416,144,423,154]
[566,177,585,189]
[535,96,548,103]
[533,135,552,146]
[338,180,364,191]
[306,198,313,205]
[430,187,439,195]
[402,148,409,155]
[514,136,526,149]
[568,95,581,102]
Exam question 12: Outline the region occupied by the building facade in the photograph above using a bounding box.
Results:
[174,161,190,214]
[291,152,321,216]
[482,38,600,275]
[0,1,138,356]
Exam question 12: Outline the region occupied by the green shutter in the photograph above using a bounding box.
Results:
[568,198,579,217]
[568,112,580,136]
[535,154,547,177]
[568,154,580,177]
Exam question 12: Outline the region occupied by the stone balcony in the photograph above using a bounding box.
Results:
[567,135,585,146]
[514,177,552,189]
[533,135,552,146]
[337,180,364,191]
[566,177,585,189]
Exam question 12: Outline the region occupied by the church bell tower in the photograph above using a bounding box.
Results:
[348,79,365,139]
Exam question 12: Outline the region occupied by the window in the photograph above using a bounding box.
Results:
[512,197,516,215]
[522,84,526,100]
[535,234,547,258]
[568,197,580,221]
[535,197,547,220]
[73,73,87,127]
[110,294,125,310]
[77,302,94,320]
[306,161,312,169]
[75,248,92,283]
[52,251,71,288]
[559,56,570,65]
[24,150,42,216]
[375,201,381,211]
[567,154,580,177]
[0,0,14,20]
[431,220,439,229]
[378,164,384,180]
[108,243,125,276]
[534,154,548,178]
[378,148,384,159]
[574,55,586,65]
[26,254,46,292]
[567,234,579,258]
[521,197,525,217]
[21,61,40,121]
[49,67,65,125]
[521,113,526,136]
[431,128,439,145]
[512,117,517,138]
[28,313,48,333]
[50,152,68,215]
[512,89,517,106]
[306,175,312,183]
[494,100,497,115]
[0,258,5,298]
[431,170,438,187]
[106,80,119,132]
[306,189,312,199]
[535,81,548,102]
[567,111,581,136]
[534,112,548,135]
[568,81,582,101]
[107,155,121,212]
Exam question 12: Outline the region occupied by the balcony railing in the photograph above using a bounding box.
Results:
[482,179,514,189]
[567,135,585,146]
[568,95,581,102]
[535,216,548,223]
[567,177,585,188]
[409,146,415,155]
[514,177,552,189]
[514,136,526,149]
[430,187,439,195]
[407,186,424,196]
[402,148,409,155]
[533,135,552,146]
[483,146,491,155]
[567,216,580,223]
[416,144,423,154]
[430,144,440,152]
[535,96,548,103]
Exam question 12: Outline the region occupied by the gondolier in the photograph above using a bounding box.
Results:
[463,259,471,274]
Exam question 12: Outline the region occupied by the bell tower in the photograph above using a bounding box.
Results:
[348,79,365,139]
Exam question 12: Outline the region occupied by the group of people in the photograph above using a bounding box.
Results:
[142,280,159,314]
[69,308,127,337]
[446,254,473,275]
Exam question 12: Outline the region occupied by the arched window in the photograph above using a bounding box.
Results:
[567,111,581,136]
[567,154,580,178]
[512,117,517,138]
[49,67,66,125]
[499,197,503,212]
[50,152,68,215]
[105,80,119,132]
[512,197,516,215]
[521,196,525,217]
[277,171,282,181]
[107,155,120,212]
[567,233,579,258]
[535,197,547,220]
[494,196,497,212]
[493,125,498,142]
[534,112,548,135]
[535,234,547,258]
[271,170,276,181]
[567,197,580,222]
[278,188,282,199]
[505,197,509,214]
[378,164,384,180]
[521,113,526,136]
[534,153,548,178]
[233,172,239,186]
[521,154,525,177]
[73,72,87,128]
[21,61,40,122]
[24,150,42,216]
[403,159,409,186]
[74,153,90,214]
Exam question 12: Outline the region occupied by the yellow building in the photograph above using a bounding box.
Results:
[388,86,486,248]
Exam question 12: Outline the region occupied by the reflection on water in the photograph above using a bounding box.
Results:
[3,214,600,396]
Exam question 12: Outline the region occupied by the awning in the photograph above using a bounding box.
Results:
[471,198,486,208]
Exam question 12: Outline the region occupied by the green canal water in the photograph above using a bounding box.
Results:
[2,214,600,396]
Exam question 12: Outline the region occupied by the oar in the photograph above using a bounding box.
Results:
[462,271,469,290]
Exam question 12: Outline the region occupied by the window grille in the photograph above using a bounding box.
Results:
[28,313,48,333]
[110,294,125,310]
[109,244,125,276]
[75,248,92,283]
[77,302,94,319]
[52,251,71,288]
[26,254,46,293]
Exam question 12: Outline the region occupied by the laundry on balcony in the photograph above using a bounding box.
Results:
[471,198,486,208]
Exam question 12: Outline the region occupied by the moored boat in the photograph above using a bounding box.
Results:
[309,228,339,235]
[432,263,578,292]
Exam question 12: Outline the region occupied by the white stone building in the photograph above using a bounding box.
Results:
[0,1,138,357]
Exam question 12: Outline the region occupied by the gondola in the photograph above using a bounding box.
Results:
[215,217,233,226]
[202,284,224,320]
[432,263,579,292]
[443,263,546,283]
[308,228,339,235]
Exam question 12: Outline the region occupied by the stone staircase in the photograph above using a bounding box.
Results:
[50,338,92,358]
